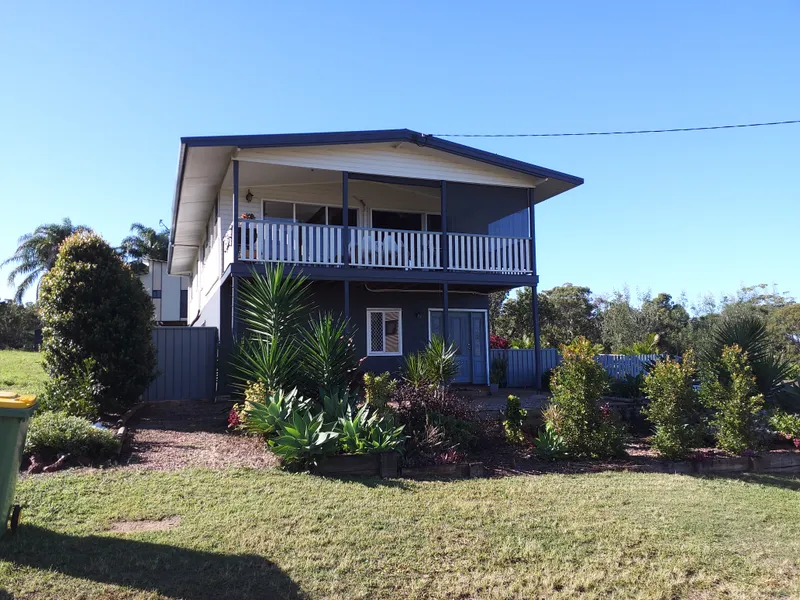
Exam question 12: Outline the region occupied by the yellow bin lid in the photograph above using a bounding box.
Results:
[0,391,37,409]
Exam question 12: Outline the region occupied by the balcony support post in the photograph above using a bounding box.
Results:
[232,159,240,265]
[440,181,448,271]
[342,172,350,268]
[442,282,449,344]
[344,280,350,333]
[528,188,542,390]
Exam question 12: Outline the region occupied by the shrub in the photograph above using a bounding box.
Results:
[38,232,156,414]
[300,312,360,398]
[546,337,626,458]
[402,336,459,388]
[39,358,103,420]
[489,334,509,349]
[541,368,554,393]
[392,383,481,464]
[25,411,120,461]
[609,374,645,400]
[533,422,567,460]
[490,356,508,387]
[363,372,397,411]
[700,344,765,454]
[241,386,311,437]
[770,410,800,442]
[268,411,339,469]
[232,265,308,393]
[641,353,703,459]
[338,405,405,454]
[503,395,527,444]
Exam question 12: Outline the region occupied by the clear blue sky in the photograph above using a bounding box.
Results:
[2,1,798,306]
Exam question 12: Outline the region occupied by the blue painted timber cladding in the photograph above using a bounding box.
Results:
[144,327,218,401]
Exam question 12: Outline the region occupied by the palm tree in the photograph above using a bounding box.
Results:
[699,313,798,403]
[119,223,170,274]
[1,218,89,302]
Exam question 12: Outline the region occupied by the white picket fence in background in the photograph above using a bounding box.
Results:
[490,349,661,388]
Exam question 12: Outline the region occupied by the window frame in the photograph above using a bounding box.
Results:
[366,308,403,357]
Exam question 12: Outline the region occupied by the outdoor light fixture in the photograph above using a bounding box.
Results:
[245,189,253,203]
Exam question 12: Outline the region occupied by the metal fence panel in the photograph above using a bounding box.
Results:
[490,349,660,388]
[143,327,218,401]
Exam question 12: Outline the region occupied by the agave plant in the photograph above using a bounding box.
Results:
[300,312,360,397]
[241,387,311,437]
[338,405,406,454]
[699,313,798,402]
[319,386,358,423]
[269,411,340,469]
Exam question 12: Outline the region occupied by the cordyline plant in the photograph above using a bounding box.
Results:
[642,352,703,459]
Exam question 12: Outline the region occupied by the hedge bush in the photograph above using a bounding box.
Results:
[642,352,703,459]
[700,344,765,454]
[39,232,156,414]
[547,337,626,458]
[25,411,120,461]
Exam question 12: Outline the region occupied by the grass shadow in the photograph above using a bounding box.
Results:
[692,472,800,491]
[0,525,305,599]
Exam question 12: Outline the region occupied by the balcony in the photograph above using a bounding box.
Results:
[224,220,532,275]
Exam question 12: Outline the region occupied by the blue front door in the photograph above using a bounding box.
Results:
[430,311,487,384]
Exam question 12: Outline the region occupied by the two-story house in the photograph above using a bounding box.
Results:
[167,129,583,393]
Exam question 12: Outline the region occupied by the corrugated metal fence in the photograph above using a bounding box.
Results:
[489,348,559,387]
[143,327,218,401]
[490,349,660,387]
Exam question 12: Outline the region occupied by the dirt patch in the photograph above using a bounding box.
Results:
[107,516,181,533]
[122,400,280,471]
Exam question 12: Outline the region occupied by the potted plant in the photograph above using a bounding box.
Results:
[489,356,507,395]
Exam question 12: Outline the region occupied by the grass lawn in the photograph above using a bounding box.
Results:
[2,469,800,599]
[0,349,47,395]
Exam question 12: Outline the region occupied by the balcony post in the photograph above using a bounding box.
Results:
[440,180,448,271]
[442,282,449,344]
[342,172,350,268]
[232,160,240,264]
[528,188,542,389]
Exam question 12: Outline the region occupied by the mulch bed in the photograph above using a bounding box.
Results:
[121,400,279,471]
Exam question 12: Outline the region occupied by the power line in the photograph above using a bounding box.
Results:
[432,119,800,138]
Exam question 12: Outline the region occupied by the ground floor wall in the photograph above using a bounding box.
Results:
[306,282,489,380]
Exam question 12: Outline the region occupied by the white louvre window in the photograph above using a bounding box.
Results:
[366,309,402,356]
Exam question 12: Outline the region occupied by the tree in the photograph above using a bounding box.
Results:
[0,301,39,350]
[598,289,650,352]
[1,218,90,301]
[119,223,170,275]
[488,290,508,334]
[538,284,601,348]
[768,304,800,364]
[494,284,601,348]
[640,293,690,354]
[39,231,156,414]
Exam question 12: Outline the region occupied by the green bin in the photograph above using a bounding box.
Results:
[0,391,37,536]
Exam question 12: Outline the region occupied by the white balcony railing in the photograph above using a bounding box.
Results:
[233,220,532,275]
[448,232,531,274]
[349,227,441,270]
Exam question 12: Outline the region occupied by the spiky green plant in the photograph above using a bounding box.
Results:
[402,352,429,387]
[269,411,340,469]
[338,405,406,454]
[241,386,311,437]
[699,313,797,400]
[300,312,359,397]
[424,335,460,387]
[231,265,309,391]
